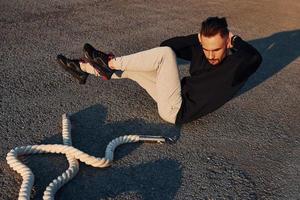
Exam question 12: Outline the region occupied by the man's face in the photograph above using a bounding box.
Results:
[199,33,229,65]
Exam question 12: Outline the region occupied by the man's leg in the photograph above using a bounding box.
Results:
[80,62,158,101]
[80,47,182,124]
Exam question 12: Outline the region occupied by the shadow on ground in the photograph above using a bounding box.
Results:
[24,104,182,200]
[239,29,300,94]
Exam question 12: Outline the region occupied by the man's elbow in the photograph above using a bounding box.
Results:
[255,52,263,66]
[232,52,263,86]
[249,52,263,73]
[249,50,263,69]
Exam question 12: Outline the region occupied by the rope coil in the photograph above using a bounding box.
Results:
[6,113,169,200]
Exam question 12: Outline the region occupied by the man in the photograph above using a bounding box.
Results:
[57,17,262,124]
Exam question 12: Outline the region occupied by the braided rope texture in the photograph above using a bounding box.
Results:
[6,113,140,200]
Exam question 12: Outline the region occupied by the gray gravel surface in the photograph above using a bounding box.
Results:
[1,0,299,199]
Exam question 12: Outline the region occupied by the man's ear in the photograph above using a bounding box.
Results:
[226,35,231,48]
[227,32,234,48]
[198,33,202,44]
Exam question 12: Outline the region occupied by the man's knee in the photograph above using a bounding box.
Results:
[154,47,176,62]
[159,46,176,58]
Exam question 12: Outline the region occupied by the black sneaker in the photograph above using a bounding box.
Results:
[83,43,114,80]
[56,54,89,84]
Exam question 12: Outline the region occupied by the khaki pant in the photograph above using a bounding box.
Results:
[81,47,182,124]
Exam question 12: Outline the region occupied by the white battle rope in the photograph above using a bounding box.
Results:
[6,113,172,200]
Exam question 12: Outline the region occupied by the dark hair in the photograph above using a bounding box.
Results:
[200,17,229,38]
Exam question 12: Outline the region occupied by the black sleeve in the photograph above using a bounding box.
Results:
[232,36,263,86]
[160,34,199,61]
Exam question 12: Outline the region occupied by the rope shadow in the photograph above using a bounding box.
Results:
[56,159,182,200]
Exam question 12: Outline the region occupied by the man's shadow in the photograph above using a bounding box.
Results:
[239,29,300,94]
[26,104,182,200]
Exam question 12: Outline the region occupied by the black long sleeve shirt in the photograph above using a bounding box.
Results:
[160,34,262,124]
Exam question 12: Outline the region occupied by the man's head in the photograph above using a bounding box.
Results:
[199,17,230,65]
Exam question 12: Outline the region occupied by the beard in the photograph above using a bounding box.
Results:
[208,59,220,65]
[207,50,228,65]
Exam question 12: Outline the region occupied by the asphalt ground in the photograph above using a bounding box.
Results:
[0,0,299,199]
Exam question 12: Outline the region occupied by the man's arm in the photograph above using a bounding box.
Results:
[230,34,263,85]
[160,34,200,61]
